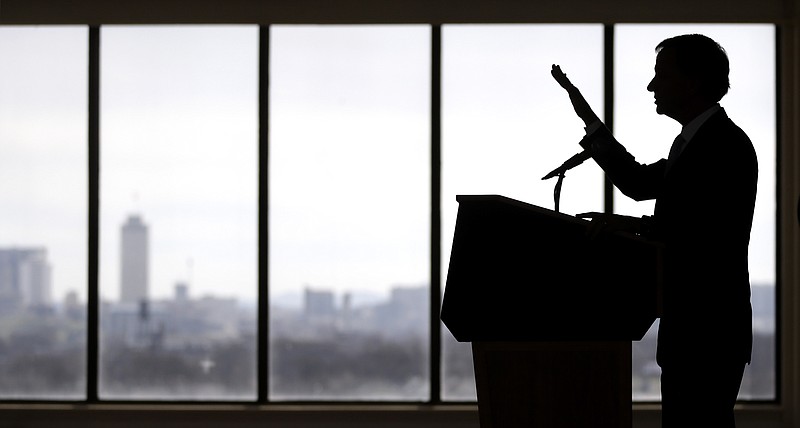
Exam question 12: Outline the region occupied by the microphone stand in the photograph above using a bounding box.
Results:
[542,144,592,212]
[553,172,565,213]
[543,149,590,213]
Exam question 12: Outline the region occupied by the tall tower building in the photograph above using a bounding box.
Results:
[120,215,149,304]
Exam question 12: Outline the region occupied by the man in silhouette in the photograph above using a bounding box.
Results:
[552,34,757,427]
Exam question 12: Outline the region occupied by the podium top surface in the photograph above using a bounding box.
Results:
[455,194,659,246]
[456,194,588,225]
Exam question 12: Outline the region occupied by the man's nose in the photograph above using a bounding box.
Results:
[647,78,655,92]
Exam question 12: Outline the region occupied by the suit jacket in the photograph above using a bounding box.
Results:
[581,108,758,367]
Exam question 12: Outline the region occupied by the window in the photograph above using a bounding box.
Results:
[440,24,605,400]
[269,25,431,401]
[0,22,778,406]
[98,25,259,400]
[614,24,776,400]
[0,26,88,400]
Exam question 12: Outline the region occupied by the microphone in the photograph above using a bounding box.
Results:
[541,139,593,180]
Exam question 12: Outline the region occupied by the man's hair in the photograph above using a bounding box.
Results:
[656,34,730,102]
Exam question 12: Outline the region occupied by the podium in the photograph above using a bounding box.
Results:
[441,195,662,428]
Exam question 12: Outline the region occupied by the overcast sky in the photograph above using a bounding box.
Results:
[0,23,776,306]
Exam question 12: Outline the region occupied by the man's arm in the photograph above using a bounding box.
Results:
[550,64,600,127]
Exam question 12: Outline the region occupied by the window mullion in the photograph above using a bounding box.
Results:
[603,24,615,214]
[87,24,100,403]
[258,24,270,404]
[430,23,442,404]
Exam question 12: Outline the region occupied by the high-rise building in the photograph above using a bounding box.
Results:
[120,215,149,304]
[0,248,52,311]
[174,281,189,304]
[304,287,336,318]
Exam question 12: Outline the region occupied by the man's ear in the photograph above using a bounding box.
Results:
[686,76,706,101]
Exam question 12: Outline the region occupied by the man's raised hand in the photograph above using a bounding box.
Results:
[551,64,575,91]
[551,64,600,126]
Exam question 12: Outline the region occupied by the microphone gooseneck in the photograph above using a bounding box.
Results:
[542,136,594,212]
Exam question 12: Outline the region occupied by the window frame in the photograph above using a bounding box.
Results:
[6,21,779,406]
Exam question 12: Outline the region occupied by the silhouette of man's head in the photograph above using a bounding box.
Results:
[657,34,730,102]
[647,34,730,124]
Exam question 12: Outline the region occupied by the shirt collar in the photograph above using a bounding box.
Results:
[681,104,721,143]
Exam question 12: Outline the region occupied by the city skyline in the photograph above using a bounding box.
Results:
[0,272,775,401]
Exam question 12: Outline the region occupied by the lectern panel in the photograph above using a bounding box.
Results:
[441,195,661,342]
[472,341,632,428]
